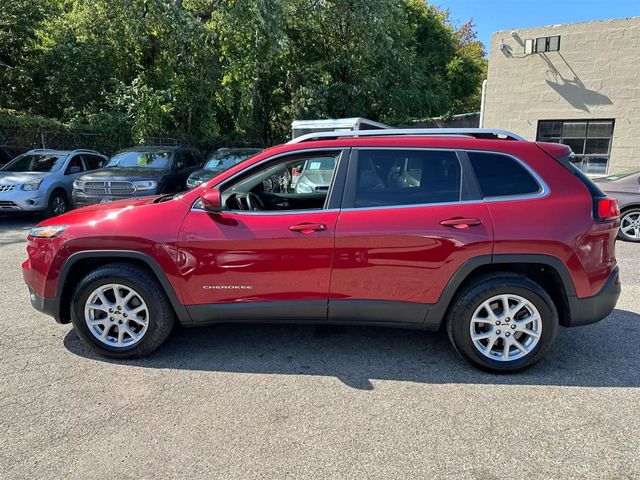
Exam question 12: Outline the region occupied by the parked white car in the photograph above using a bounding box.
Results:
[0,149,107,217]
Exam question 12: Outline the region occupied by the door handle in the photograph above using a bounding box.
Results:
[439,217,482,229]
[289,223,327,233]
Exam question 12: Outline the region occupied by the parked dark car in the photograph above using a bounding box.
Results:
[594,169,640,242]
[73,146,202,207]
[186,148,262,189]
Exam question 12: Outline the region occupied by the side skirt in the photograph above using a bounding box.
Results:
[184,300,435,330]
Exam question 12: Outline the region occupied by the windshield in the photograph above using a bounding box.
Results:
[204,151,258,171]
[107,151,172,169]
[3,153,66,172]
[603,169,640,181]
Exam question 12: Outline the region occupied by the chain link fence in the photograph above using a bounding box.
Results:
[0,127,203,157]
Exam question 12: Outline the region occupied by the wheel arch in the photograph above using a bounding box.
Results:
[56,250,191,325]
[47,185,69,203]
[425,254,576,329]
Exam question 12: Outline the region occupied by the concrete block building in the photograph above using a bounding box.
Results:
[483,17,640,174]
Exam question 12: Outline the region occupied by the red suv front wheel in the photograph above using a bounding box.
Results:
[70,263,175,358]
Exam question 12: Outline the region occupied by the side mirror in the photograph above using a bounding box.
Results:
[68,165,82,174]
[201,188,222,213]
[173,161,185,171]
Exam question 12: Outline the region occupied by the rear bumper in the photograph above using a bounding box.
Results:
[566,266,620,327]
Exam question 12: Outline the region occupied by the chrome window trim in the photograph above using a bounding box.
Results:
[340,199,484,213]
[191,206,340,216]
[190,146,550,214]
[190,147,346,213]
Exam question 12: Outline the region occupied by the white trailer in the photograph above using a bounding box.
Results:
[291,117,390,139]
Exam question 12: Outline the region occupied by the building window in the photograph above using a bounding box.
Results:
[537,120,615,174]
[534,35,561,53]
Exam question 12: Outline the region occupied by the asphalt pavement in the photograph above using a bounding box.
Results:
[0,216,638,479]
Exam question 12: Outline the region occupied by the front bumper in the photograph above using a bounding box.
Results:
[26,286,62,323]
[73,190,157,207]
[0,189,47,212]
[566,266,621,327]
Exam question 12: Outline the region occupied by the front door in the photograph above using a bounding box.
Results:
[177,149,347,323]
[329,148,494,325]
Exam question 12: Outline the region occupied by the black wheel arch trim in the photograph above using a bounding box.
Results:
[53,250,191,325]
[43,251,595,329]
[425,253,578,327]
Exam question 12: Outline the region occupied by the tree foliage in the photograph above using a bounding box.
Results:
[0,0,486,146]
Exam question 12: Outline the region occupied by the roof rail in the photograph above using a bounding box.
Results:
[287,128,526,144]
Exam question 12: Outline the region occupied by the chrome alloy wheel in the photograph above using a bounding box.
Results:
[52,196,67,216]
[84,283,149,348]
[470,294,542,362]
[620,211,640,240]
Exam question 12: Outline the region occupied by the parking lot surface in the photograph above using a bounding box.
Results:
[0,216,639,479]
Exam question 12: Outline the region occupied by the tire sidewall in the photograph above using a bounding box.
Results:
[71,272,168,357]
[450,280,558,372]
[46,191,68,218]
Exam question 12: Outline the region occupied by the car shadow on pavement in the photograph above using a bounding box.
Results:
[0,216,38,244]
[63,308,640,390]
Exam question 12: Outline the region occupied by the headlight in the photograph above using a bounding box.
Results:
[133,180,157,191]
[21,179,44,191]
[28,225,67,238]
[73,179,85,191]
[187,178,202,188]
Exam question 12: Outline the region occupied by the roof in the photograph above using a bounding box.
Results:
[116,145,194,153]
[288,128,525,144]
[25,148,104,155]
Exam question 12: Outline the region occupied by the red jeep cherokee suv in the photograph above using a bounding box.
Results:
[22,129,621,372]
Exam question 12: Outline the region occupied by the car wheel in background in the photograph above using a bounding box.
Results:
[70,263,176,358]
[45,191,69,218]
[618,208,640,242]
[446,274,559,372]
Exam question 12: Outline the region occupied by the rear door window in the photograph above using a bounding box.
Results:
[467,152,541,198]
[352,149,462,208]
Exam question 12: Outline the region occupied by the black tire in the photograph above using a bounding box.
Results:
[617,208,640,242]
[44,190,69,218]
[446,274,559,372]
[70,263,176,359]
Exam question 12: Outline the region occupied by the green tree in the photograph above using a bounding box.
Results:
[0,0,487,147]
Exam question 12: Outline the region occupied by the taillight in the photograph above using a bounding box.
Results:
[596,197,620,221]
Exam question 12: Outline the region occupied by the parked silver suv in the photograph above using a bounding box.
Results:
[0,149,107,217]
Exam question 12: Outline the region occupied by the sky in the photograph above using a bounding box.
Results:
[433,0,640,52]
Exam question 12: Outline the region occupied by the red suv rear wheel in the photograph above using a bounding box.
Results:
[446,274,559,372]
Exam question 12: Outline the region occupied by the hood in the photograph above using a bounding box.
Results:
[39,196,162,228]
[189,168,221,181]
[0,171,49,185]
[79,167,170,181]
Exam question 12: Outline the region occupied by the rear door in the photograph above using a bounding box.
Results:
[329,148,494,325]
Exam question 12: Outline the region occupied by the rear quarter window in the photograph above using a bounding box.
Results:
[468,152,541,198]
